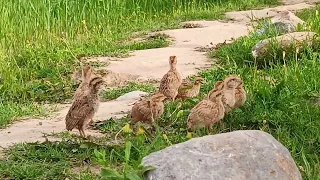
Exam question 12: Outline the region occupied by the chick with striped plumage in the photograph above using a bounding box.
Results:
[130,92,167,125]
[213,75,246,112]
[159,55,182,102]
[187,88,225,131]
[176,77,204,101]
[65,66,104,138]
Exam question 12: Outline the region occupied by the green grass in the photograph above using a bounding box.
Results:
[0,0,279,127]
[0,140,102,179]
[0,103,45,128]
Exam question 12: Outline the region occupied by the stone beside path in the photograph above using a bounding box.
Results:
[142,130,302,180]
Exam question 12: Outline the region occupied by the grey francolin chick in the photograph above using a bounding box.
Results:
[159,55,182,102]
[211,75,244,114]
[215,75,246,108]
[131,92,167,125]
[187,88,225,131]
[65,66,104,138]
[176,77,204,101]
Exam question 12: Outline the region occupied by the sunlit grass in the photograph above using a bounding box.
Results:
[0,0,279,127]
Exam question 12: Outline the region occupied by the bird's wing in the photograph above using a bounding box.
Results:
[65,94,95,130]
[136,100,152,118]
[179,79,193,91]
[195,100,219,120]
[159,71,179,90]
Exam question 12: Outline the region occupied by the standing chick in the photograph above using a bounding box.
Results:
[131,92,167,125]
[65,66,104,138]
[187,89,225,131]
[159,56,182,102]
[176,77,204,101]
[210,75,243,114]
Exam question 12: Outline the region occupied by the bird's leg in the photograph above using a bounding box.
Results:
[208,124,213,134]
[78,128,83,137]
[80,126,87,138]
[150,123,156,132]
[150,115,157,132]
[82,130,87,138]
[219,120,224,127]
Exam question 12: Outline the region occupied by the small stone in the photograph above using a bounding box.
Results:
[142,130,302,180]
[252,31,318,58]
[116,91,148,101]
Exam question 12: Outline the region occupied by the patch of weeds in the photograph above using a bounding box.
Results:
[129,33,171,50]
[0,102,45,128]
[97,118,128,134]
[298,7,320,35]
[195,45,216,52]
[0,140,102,179]
[97,141,155,180]
[145,33,170,41]
[195,40,230,52]
[102,82,156,101]
[182,23,203,28]
[88,61,110,68]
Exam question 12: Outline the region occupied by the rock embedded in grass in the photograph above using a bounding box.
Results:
[252,31,318,58]
[142,130,302,180]
[253,10,306,36]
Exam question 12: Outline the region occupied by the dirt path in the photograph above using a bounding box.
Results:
[0,2,318,149]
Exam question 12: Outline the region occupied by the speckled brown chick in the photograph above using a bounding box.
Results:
[159,56,182,102]
[211,75,243,114]
[187,88,225,131]
[176,77,204,101]
[65,72,104,138]
[130,92,167,125]
[73,66,96,124]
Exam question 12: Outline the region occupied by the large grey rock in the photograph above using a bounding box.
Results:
[142,130,302,180]
[253,10,306,36]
